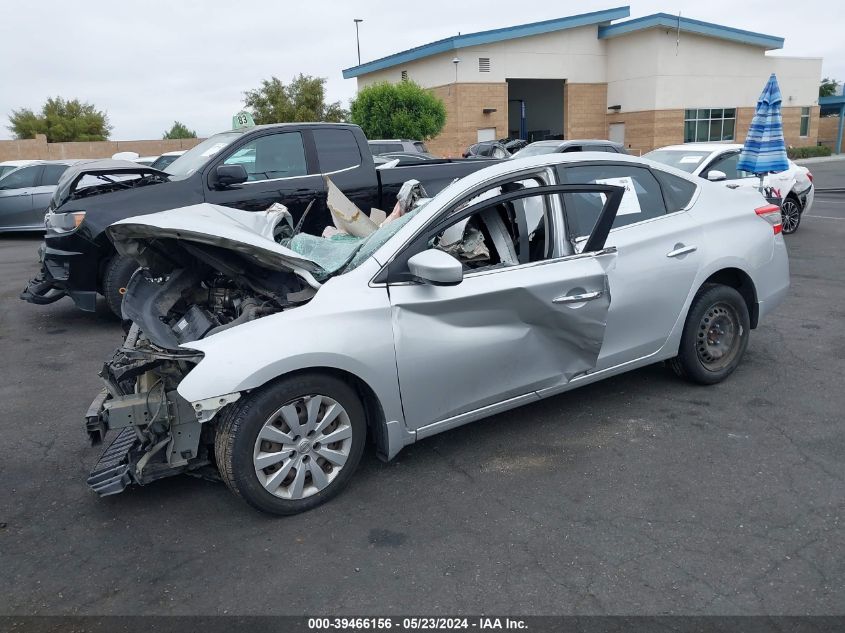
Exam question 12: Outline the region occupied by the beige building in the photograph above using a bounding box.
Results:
[343,7,823,157]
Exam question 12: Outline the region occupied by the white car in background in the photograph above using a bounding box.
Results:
[644,143,814,234]
[0,159,41,179]
[150,150,186,171]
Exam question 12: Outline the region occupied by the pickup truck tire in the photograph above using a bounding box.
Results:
[103,255,139,318]
[214,373,366,515]
[670,284,750,385]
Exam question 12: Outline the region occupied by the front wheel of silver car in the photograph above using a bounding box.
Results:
[780,197,802,235]
[670,284,750,385]
[214,373,367,515]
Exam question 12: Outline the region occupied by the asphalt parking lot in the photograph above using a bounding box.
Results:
[2,179,844,616]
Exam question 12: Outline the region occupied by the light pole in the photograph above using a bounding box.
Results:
[354,19,363,66]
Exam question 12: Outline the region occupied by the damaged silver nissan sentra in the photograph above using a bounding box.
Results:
[86,152,789,515]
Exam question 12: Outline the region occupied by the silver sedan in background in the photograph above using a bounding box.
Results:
[88,152,789,515]
[0,160,80,232]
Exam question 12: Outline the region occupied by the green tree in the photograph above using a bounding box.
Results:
[350,81,446,141]
[243,74,347,124]
[162,121,197,139]
[8,97,111,142]
[820,78,839,98]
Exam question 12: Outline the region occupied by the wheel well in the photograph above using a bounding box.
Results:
[269,367,389,458]
[96,246,118,294]
[702,268,759,328]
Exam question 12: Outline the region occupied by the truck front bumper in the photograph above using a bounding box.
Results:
[20,242,98,311]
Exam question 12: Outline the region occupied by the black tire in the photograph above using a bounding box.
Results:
[214,373,367,515]
[670,284,750,385]
[102,255,139,317]
[780,196,802,235]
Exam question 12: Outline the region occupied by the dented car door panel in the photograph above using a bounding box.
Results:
[390,252,615,430]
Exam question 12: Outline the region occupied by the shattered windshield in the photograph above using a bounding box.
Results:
[164,132,242,177]
[282,177,430,281]
[288,206,423,280]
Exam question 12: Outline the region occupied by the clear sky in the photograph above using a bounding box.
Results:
[1,0,841,140]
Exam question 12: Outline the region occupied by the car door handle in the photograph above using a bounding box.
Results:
[726,184,741,189]
[666,244,697,258]
[553,290,603,304]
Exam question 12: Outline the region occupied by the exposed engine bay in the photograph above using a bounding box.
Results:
[85,179,429,495]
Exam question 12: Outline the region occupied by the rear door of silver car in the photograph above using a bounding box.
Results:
[555,163,704,371]
[385,177,623,431]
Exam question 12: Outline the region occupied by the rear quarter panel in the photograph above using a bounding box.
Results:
[686,182,788,319]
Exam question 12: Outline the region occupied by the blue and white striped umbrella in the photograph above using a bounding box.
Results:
[737,73,789,175]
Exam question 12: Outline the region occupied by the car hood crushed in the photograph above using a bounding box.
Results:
[52,159,170,208]
[105,178,429,351]
[109,203,326,280]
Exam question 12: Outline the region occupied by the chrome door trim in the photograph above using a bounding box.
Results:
[553,290,603,304]
[666,245,698,258]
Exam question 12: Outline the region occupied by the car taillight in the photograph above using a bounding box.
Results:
[755,204,782,234]
[807,171,813,183]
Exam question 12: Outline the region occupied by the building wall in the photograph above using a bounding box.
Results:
[565,83,608,140]
[819,115,841,151]
[0,135,203,162]
[426,83,509,157]
[357,24,608,89]
[354,19,824,157]
[604,105,819,156]
[604,109,683,155]
[606,30,821,112]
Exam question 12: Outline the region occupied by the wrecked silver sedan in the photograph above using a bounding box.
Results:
[86,153,789,515]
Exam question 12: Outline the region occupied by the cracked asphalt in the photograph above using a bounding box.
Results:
[1,179,843,616]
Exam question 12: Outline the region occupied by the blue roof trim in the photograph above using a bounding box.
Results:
[819,95,845,106]
[342,6,630,79]
[598,13,784,50]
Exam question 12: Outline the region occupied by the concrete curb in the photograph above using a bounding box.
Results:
[795,155,845,165]
[814,188,845,194]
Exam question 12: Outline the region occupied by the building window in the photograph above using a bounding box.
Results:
[800,107,810,137]
[478,57,491,73]
[400,70,408,81]
[684,108,736,143]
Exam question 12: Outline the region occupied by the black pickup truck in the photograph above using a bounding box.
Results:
[22,122,494,315]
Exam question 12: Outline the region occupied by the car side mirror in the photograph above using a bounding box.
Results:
[215,164,248,188]
[706,170,727,182]
[407,249,463,286]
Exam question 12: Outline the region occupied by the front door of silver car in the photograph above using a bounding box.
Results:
[557,163,704,370]
[385,177,623,431]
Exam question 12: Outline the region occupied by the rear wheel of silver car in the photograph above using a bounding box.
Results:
[670,284,750,385]
[780,197,801,234]
[214,373,366,515]
[103,255,139,318]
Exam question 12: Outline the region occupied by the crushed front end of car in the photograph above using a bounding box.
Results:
[85,326,219,494]
[84,203,323,495]
[83,181,428,497]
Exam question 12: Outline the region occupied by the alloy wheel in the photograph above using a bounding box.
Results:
[781,199,800,234]
[253,394,353,500]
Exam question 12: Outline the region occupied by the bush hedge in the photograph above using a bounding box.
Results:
[787,145,832,159]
